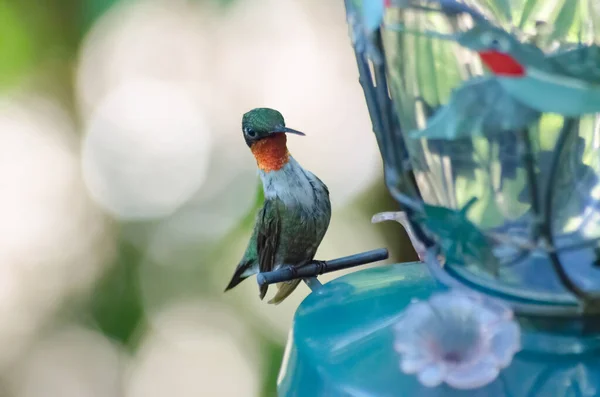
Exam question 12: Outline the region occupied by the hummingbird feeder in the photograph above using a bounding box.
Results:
[275,0,600,396]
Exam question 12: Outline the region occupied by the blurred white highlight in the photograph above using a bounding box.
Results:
[127,301,261,397]
[10,326,124,397]
[0,96,113,369]
[76,0,212,119]
[82,80,212,220]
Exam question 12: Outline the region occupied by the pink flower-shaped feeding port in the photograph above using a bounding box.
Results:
[393,290,521,390]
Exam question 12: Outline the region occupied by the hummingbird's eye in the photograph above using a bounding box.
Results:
[246,129,256,138]
[496,37,511,52]
[480,32,511,53]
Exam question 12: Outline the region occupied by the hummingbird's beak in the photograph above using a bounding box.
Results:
[270,127,306,136]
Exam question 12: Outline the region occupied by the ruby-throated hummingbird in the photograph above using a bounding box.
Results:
[224,108,332,304]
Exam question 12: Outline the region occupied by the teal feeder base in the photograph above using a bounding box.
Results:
[277,263,600,396]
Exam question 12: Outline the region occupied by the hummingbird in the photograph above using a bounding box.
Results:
[224,108,332,304]
[453,22,600,116]
[403,22,550,140]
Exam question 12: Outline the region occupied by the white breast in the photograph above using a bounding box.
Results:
[259,156,322,208]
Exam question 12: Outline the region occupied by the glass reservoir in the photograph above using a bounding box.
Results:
[382,0,600,310]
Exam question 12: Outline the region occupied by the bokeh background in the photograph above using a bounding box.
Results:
[0,0,417,395]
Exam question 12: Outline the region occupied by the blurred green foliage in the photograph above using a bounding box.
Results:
[89,239,146,349]
[0,3,35,87]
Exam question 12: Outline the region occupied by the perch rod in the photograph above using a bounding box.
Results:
[256,248,389,288]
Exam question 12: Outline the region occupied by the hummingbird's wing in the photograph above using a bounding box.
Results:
[546,45,600,84]
[410,77,540,140]
[224,198,284,297]
[224,218,259,292]
[256,198,284,300]
[309,173,330,201]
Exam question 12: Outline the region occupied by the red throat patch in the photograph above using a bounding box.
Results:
[478,50,525,77]
[250,134,290,172]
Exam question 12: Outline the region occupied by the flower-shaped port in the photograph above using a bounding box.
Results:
[393,290,521,390]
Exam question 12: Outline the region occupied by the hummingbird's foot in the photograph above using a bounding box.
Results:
[314,260,327,275]
[288,265,299,279]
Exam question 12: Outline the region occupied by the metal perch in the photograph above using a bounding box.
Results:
[256,248,389,290]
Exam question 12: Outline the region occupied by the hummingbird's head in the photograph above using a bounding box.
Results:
[458,25,526,77]
[242,108,305,172]
[241,108,305,147]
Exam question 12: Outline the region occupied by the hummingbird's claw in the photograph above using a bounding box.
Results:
[315,261,327,275]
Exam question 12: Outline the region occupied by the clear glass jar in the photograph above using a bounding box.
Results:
[382,0,600,310]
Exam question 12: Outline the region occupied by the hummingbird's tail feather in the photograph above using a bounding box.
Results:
[267,280,301,305]
[224,260,257,292]
[259,283,268,300]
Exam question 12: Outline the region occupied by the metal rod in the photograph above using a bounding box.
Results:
[343,0,435,250]
[542,118,600,307]
[373,32,400,170]
[256,248,389,288]
[518,128,542,242]
[372,30,423,205]
[354,47,387,161]
[520,124,585,300]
